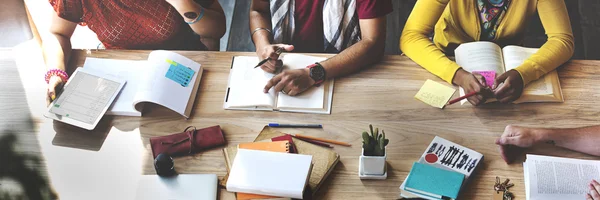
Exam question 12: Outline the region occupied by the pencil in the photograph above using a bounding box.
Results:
[447,91,478,105]
[288,135,333,148]
[293,134,352,147]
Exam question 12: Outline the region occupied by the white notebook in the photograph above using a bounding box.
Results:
[134,174,218,200]
[226,149,313,199]
[83,50,203,117]
[223,54,334,114]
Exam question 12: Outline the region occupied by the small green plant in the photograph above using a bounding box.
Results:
[362,124,389,156]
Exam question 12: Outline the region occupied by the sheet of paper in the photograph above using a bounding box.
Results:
[525,154,600,200]
[135,174,218,200]
[225,56,276,108]
[276,54,327,109]
[49,71,122,124]
[502,46,553,95]
[83,58,147,116]
[414,79,456,108]
[454,41,505,74]
[472,70,495,87]
[227,149,313,199]
[134,50,202,115]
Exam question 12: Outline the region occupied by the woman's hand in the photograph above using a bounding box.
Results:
[46,76,64,106]
[493,69,524,103]
[263,68,314,96]
[452,69,491,106]
[256,44,294,73]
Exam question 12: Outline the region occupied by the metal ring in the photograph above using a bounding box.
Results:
[281,89,288,95]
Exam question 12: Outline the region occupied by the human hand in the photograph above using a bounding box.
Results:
[587,180,600,200]
[46,76,64,106]
[495,125,542,164]
[256,44,294,73]
[452,69,491,106]
[493,69,524,103]
[263,68,314,96]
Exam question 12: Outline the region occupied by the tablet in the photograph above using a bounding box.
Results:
[44,67,125,130]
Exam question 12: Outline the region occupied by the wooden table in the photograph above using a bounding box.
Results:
[6,47,600,200]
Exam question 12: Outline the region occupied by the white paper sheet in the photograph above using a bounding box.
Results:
[276,54,327,109]
[226,149,313,199]
[134,174,218,200]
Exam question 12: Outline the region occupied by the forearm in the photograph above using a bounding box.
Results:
[169,0,226,40]
[320,38,384,79]
[42,33,71,72]
[535,126,600,156]
[249,2,272,49]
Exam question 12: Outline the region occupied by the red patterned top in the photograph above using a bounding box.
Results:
[49,0,213,50]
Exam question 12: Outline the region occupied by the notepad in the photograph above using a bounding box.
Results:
[405,162,464,200]
[134,174,218,200]
[223,54,334,114]
[226,149,313,199]
[414,79,456,108]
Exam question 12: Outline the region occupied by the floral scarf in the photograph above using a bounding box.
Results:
[477,0,511,41]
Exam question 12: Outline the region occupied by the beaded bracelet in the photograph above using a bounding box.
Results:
[45,69,69,84]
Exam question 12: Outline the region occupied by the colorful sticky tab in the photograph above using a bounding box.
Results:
[414,79,457,109]
[165,59,195,87]
[473,70,496,87]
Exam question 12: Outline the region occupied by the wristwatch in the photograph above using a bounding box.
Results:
[307,62,326,86]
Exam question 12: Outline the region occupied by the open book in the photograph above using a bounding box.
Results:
[455,41,563,104]
[223,54,334,114]
[524,154,600,200]
[83,50,203,118]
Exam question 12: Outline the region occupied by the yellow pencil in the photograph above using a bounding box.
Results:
[293,134,352,147]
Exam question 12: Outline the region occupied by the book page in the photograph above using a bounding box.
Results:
[502,46,553,95]
[276,54,327,110]
[225,56,276,108]
[454,41,505,74]
[525,155,600,200]
[133,50,202,116]
[83,58,149,116]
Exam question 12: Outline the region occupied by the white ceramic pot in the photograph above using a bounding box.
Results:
[359,147,387,175]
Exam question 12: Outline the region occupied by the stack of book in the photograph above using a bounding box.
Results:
[223,126,340,200]
[399,136,484,200]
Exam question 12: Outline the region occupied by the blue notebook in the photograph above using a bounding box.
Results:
[405,162,465,200]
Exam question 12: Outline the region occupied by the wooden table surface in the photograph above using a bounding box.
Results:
[5,48,600,200]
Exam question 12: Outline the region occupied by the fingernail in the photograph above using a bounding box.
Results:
[594,180,599,184]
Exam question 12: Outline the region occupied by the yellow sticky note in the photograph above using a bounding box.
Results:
[415,79,456,109]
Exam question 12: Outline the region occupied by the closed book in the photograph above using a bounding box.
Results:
[221,126,339,198]
[399,136,484,199]
[226,149,313,199]
[235,141,290,200]
[405,162,464,200]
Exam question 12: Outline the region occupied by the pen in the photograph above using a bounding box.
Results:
[268,123,323,128]
[294,133,352,147]
[446,91,478,105]
[254,47,284,68]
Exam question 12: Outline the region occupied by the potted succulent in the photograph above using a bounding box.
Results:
[359,124,389,177]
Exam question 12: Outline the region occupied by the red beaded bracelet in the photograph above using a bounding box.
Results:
[45,69,69,84]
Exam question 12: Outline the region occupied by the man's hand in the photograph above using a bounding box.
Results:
[46,76,64,106]
[493,69,524,103]
[452,69,492,106]
[256,44,294,73]
[495,125,543,164]
[587,180,600,200]
[263,68,314,96]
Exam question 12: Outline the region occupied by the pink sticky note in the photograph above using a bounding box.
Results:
[473,71,495,87]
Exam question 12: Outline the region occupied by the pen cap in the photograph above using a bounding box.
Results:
[154,153,175,176]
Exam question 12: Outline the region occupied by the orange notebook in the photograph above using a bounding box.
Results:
[235,141,290,200]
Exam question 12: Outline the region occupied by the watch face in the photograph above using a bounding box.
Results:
[310,65,326,82]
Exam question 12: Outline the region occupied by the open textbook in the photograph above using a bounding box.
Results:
[83,50,203,118]
[524,154,600,200]
[223,54,334,114]
[455,41,563,104]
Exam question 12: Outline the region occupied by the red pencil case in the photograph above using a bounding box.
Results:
[149,125,226,159]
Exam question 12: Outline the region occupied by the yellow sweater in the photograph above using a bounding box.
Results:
[400,0,574,85]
